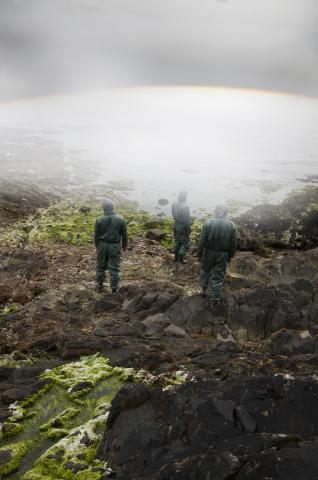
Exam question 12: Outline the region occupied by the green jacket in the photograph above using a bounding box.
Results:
[198,217,237,259]
[94,211,128,248]
[172,200,191,226]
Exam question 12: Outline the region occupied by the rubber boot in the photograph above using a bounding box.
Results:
[178,254,185,264]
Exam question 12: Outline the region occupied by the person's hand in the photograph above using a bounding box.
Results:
[198,256,202,263]
[122,246,127,253]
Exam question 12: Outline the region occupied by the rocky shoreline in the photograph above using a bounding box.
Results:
[1,184,318,479]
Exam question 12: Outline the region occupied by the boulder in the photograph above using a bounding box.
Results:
[142,313,170,337]
[144,218,166,229]
[94,294,123,312]
[158,199,169,206]
[164,324,186,338]
[236,187,318,250]
[98,376,318,479]
[269,329,314,355]
[145,229,166,242]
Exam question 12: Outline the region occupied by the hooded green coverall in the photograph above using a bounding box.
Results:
[95,202,128,291]
[197,212,237,300]
[172,191,191,262]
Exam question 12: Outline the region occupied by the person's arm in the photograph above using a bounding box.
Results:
[197,222,208,260]
[229,224,237,259]
[94,218,99,247]
[121,220,128,251]
[182,205,191,225]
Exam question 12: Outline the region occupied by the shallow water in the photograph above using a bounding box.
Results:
[1,87,317,214]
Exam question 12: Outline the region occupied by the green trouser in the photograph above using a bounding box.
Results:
[200,251,229,300]
[96,241,121,290]
[173,223,191,258]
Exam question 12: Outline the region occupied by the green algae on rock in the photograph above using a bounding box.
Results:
[0,440,33,477]
[40,354,124,397]
[20,383,52,409]
[39,408,80,438]
[0,303,21,320]
[0,354,189,478]
[0,198,175,248]
[22,406,109,480]
[0,422,23,439]
[39,353,174,398]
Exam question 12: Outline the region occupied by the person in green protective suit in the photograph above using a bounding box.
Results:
[172,190,192,263]
[197,205,237,306]
[95,198,128,293]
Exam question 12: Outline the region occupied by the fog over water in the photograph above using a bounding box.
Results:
[1,87,317,214]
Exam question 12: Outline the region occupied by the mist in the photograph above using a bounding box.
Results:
[0,0,318,215]
[1,0,318,101]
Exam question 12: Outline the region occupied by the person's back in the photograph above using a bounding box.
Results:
[95,212,126,244]
[172,190,191,263]
[198,205,236,305]
[95,198,128,293]
[172,200,191,226]
[200,217,236,258]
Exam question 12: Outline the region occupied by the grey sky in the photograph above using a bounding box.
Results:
[0,0,317,101]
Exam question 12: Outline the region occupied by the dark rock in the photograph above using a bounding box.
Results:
[164,324,186,338]
[125,289,180,318]
[145,229,166,242]
[80,431,94,446]
[234,404,257,433]
[236,440,318,480]
[269,329,314,355]
[158,199,169,206]
[70,381,93,393]
[0,407,10,422]
[93,320,143,338]
[236,187,318,250]
[142,313,170,337]
[46,449,65,461]
[0,366,15,382]
[0,284,14,304]
[94,294,123,312]
[0,448,12,468]
[163,294,219,334]
[144,218,166,229]
[98,376,318,479]
[79,205,91,214]
[291,278,314,294]
[64,461,88,472]
[107,384,152,429]
[61,334,113,359]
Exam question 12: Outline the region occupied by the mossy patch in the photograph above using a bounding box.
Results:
[0,422,23,439]
[0,440,33,477]
[0,355,188,479]
[23,408,109,480]
[41,354,115,395]
[39,408,80,437]
[0,355,34,369]
[0,197,191,249]
[0,199,158,246]
[21,383,52,408]
[40,353,156,399]
[0,303,21,320]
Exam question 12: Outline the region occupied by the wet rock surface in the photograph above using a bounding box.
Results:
[98,377,318,479]
[1,186,318,478]
[236,186,318,250]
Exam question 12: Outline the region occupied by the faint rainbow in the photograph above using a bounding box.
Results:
[0,85,317,107]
